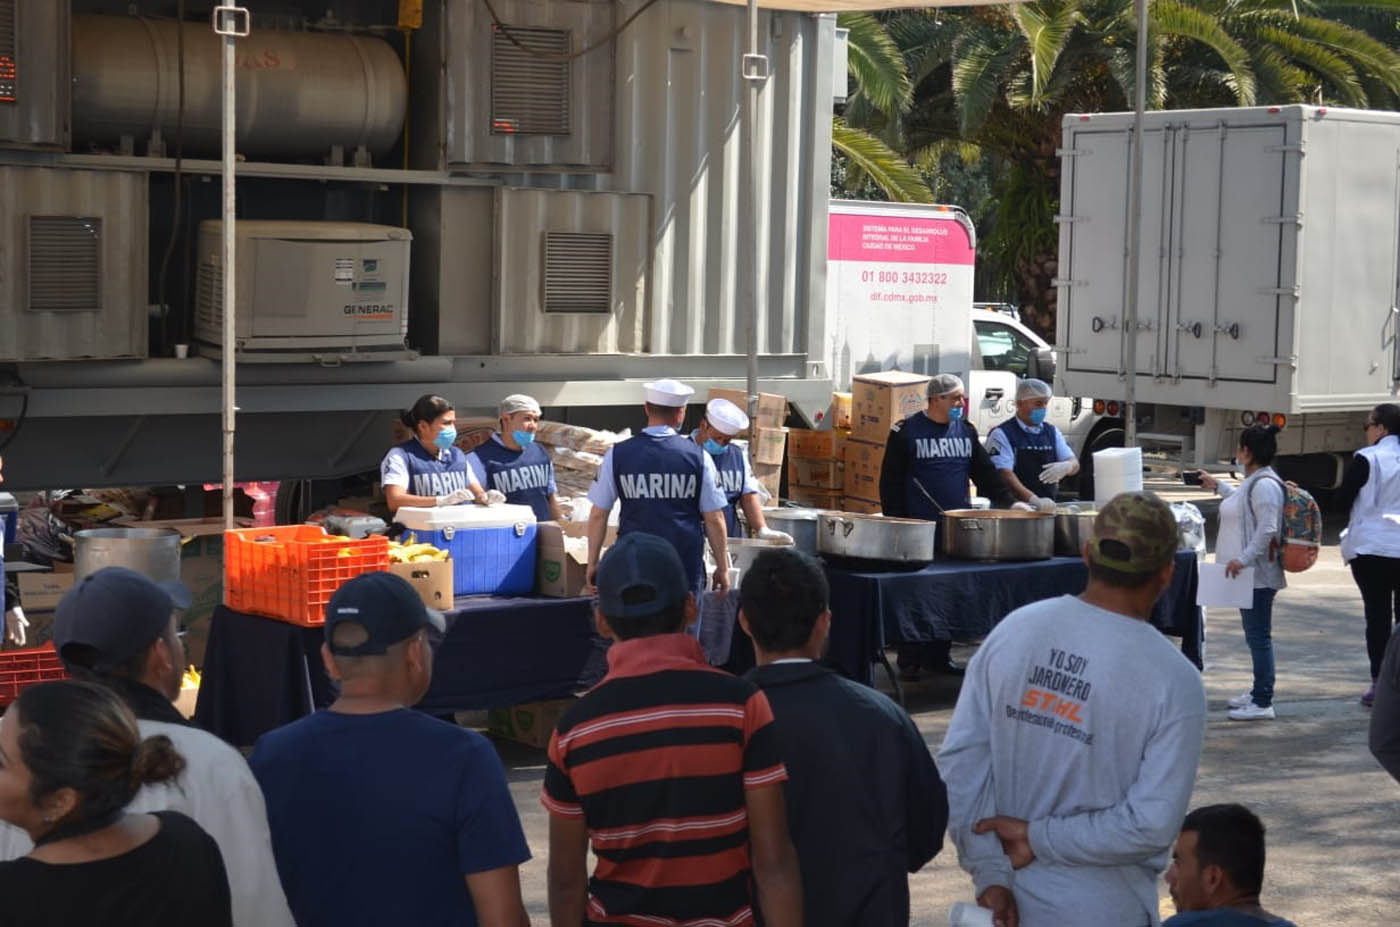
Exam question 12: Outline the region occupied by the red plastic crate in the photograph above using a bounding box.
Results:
[224,526,390,627]
[0,644,70,707]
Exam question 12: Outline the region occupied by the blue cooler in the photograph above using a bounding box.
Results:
[395,504,538,597]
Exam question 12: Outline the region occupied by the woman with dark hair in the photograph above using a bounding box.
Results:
[0,680,231,926]
[380,393,497,515]
[1339,403,1400,707]
[1197,425,1287,721]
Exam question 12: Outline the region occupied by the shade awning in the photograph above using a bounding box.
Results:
[707,0,1011,10]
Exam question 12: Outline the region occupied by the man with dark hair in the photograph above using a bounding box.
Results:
[739,547,947,926]
[1164,804,1295,926]
[0,566,295,926]
[544,532,803,927]
[939,492,1206,927]
[250,572,530,927]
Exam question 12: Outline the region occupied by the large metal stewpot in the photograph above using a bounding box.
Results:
[762,507,822,556]
[727,537,794,574]
[1053,506,1099,558]
[940,509,1054,561]
[817,512,937,564]
[74,527,183,582]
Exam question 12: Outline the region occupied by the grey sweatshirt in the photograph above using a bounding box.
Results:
[938,595,1206,927]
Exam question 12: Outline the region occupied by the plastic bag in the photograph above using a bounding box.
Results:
[1172,502,1207,556]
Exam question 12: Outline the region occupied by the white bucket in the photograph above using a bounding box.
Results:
[1092,446,1144,508]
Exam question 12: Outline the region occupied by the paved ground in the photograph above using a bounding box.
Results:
[487,486,1399,925]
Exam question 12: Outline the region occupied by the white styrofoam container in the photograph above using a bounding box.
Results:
[1057,105,1400,414]
[395,504,538,597]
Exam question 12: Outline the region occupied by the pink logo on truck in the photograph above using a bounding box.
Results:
[828,212,975,265]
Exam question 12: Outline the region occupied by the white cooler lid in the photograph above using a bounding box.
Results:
[396,504,537,531]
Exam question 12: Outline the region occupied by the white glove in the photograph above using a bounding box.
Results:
[755,526,794,545]
[5,607,28,648]
[479,489,508,506]
[435,488,473,507]
[1032,496,1058,514]
[1010,501,1037,513]
[1038,460,1077,485]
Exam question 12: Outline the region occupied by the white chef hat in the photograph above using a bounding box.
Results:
[1016,378,1053,401]
[499,394,542,416]
[643,379,695,407]
[927,374,966,398]
[705,398,750,436]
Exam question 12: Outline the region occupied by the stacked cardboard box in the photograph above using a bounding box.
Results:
[842,371,931,514]
[787,423,850,510]
[707,388,788,507]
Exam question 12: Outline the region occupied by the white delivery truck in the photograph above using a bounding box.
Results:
[826,200,1108,483]
[1056,104,1400,488]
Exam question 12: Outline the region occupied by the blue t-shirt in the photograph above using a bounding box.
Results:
[249,709,531,927]
[1164,910,1295,927]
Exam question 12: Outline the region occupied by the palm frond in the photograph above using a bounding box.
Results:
[1012,0,1083,106]
[839,12,913,116]
[831,118,935,204]
[1153,0,1258,104]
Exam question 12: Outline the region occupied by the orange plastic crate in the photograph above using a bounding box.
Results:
[0,644,70,707]
[224,526,390,627]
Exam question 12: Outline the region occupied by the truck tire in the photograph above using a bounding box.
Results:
[1074,425,1125,504]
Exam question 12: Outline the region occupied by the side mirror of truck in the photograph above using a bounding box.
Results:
[1028,346,1057,384]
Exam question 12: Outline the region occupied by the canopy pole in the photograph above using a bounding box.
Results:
[1124,0,1148,448]
[215,5,248,529]
[742,0,768,426]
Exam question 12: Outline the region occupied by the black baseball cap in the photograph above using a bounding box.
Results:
[54,567,193,673]
[325,571,445,656]
[595,532,689,619]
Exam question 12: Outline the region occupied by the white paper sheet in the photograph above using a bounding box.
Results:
[1196,562,1256,608]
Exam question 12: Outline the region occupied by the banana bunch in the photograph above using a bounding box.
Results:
[388,538,450,564]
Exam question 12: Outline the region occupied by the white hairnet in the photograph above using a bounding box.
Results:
[927,374,965,398]
[499,394,542,416]
[1016,378,1053,401]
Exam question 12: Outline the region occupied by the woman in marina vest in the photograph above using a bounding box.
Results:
[380,394,498,516]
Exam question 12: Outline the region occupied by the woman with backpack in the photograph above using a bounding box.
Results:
[1197,425,1286,721]
[1340,403,1400,708]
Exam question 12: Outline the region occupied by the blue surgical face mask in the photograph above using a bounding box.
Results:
[704,438,726,456]
[433,426,457,450]
[512,429,536,447]
[947,405,964,422]
[1029,408,1048,426]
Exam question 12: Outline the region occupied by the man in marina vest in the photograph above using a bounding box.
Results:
[691,397,794,543]
[880,373,1018,679]
[986,378,1078,512]
[586,379,732,598]
[466,393,561,523]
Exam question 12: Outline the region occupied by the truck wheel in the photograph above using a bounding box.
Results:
[1074,427,1125,504]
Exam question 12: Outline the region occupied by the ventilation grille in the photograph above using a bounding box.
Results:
[544,232,612,313]
[490,26,570,136]
[28,217,101,313]
[0,0,16,102]
[196,259,224,328]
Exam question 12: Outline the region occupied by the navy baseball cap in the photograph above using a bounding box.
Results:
[595,532,689,619]
[54,567,193,673]
[325,571,445,656]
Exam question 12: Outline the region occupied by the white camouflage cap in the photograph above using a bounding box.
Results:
[705,398,749,436]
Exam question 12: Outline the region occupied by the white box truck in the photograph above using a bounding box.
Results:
[1056,104,1400,487]
[826,200,1105,467]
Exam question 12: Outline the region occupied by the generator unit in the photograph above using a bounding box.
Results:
[195,220,412,361]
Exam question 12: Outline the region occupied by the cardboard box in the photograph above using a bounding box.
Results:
[841,496,883,515]
[487,698,576,749]
[788,487,842,509]
[788,428,850,461]
[389,560,454,609]
[843,437,886,503]
[15,571,76,647]
[113,517,251,667]
[831,392,853,430]
[707,388,788,429]
[753,463,783,507]
[851,371,930,444]
[749,426,788,466]
[536,521,616,597]
[789,457,844,490]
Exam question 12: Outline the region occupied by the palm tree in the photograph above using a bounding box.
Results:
[890,0,1400,334]
[831,13,933,203]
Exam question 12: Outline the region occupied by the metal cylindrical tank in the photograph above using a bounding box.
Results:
[74,528,183,584]
[71,15,407,160]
